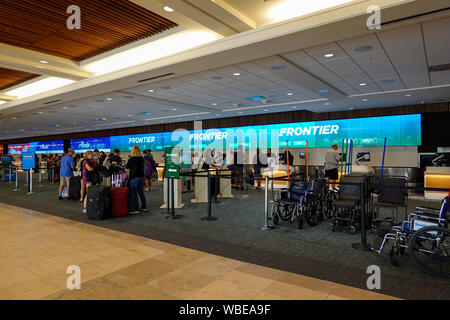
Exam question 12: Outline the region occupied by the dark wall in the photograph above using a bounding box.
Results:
[1,102,449,145]
[421,111,450,149]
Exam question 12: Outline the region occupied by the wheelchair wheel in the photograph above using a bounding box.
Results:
[305,196,320,226]
[278,203,293,221]
[273,214,279,225]
[408,226,450,278]
[323,191,336,218]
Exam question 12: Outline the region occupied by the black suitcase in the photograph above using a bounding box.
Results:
[86,185,111,220]
[69,176,82,200]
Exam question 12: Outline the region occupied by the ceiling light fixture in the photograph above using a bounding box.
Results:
[405,94,412,97]
[362,99,368,102]
[268,0,353,22]
[287,93,294,96]
[39,60,48,64]
[106,98,112,101]
[359,83,367,86]
[148,89,154,93]
[324,53,334,58]
[5,77,75,99]
[164,6,174,12]
[233,73,241,76]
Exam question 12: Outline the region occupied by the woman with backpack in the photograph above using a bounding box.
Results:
[143,149,155,192]
[82,151,96,214]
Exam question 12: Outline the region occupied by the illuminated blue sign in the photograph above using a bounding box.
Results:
[71,137,110,153]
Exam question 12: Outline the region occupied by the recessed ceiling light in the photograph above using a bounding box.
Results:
[325,103,330,105]
[264,109,269,111]
[287,93,293,96]
[172,108,177,111]
[405,94,412,97]
[238,112,243,114]
[127,114,132,117]
[62,106,68,109]
[39,60,48,64]
[292,106,297,109]
[212,103,217,106]
[354,45,373,53]
[148,89,154,93]
[349,107,355,110]
[270,65,286,70]
[38,111,44,114]
[359,83,367,86]
[324,53,334,58]
[164,6,174,12]
[233,73,241,76]
[106,98,112,101]
[362,99,368,102]
[12,117,17,119]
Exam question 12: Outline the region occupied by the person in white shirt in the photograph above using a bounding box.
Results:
[324,143,340,187]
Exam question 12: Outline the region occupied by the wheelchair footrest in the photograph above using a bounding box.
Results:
[371,237,384,253]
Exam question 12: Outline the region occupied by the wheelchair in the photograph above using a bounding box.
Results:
[331,175,368,234]
[271,179,323,229]
[372,197,449,278]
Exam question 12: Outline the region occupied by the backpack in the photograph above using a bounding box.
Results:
[144,156,153,178]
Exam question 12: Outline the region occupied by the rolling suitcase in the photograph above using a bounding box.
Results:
[110,187,129,217]
[68,176,82,200]
[86,185,111,220]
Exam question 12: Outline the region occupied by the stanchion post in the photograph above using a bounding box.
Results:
[166,177,181,220]
[352,180,370,251]
[13,166,19,191]
[8,165,12,183]
[27,170,34,195]
[202,170,217,221]
[214,169,220,203]
[260,175,274,230]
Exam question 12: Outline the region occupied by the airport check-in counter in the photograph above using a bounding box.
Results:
[191,168,233,203]
[258,165,295,189]
[424,167,450,200]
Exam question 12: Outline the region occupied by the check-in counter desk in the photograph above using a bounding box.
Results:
[424,167,450,199]
[257,165,295,189]
[337,165,374,180]
[191,168,233,203]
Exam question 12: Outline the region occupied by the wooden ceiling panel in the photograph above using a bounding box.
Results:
[0,0,178,61]
[0,67,40,91]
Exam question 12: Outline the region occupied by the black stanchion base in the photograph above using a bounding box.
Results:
[166,214,182,220]
[259,225,274,230]
[201,216,217,221]
[352,242,371,251]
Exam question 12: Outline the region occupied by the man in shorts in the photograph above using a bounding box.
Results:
[58,148,75,200]
[324,143,340,188]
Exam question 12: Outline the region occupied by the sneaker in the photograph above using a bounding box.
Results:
[58,196,63,200]
[140,208,149,212]
[82,208,87,214]
[129,210,140,215]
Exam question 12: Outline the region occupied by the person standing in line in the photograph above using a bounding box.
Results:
[58,149,76,200]
[108,149,122,165]
[82,151,96,214]
[324,143,341,188]
[143,149,154,192]
[47,154,55,182]
[126,145,147,214]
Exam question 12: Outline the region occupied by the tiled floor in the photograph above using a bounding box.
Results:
[0,202,398,300]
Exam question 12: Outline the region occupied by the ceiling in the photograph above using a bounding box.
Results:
[0,0,178,61]
[0,67,39,91]
[0,0,449,141]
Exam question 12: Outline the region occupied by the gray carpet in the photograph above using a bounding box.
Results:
[0,174,449,300]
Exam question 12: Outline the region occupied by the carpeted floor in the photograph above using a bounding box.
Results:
[0,175,448,300]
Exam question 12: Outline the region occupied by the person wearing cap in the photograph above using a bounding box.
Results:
[58,148,76,200]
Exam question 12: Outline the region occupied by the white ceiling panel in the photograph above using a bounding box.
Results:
[338,33,405,91]
[377,24,430,89]
[303,42,381,94]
